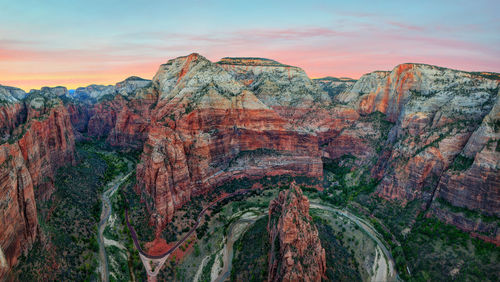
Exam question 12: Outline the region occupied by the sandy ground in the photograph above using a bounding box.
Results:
[193,255,210,282]
[210,250,223,281]
[371,246,388,282]
[215,218,258,282]
[104,238,126,251]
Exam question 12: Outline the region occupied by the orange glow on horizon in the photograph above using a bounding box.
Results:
[0,65,365,92]
[0,70,159,92]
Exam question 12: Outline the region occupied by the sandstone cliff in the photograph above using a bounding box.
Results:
[136,54,322,231]
[267,183,326,282]
[325,64,500,244]
[68,76,153,146]
[0,86,75,279]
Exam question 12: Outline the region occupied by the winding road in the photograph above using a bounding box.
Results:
[98,172,133,282]
[124,188,399,281]
[125,189,251,277]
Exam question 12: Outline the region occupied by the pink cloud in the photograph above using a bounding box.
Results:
[1,25,498,91]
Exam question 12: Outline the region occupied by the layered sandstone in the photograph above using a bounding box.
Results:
[267,183,326,282]
[68,76,153,146]
[0,87,75,279]
[323,64,500,243]
[80,56,499,245]
[2,53,498,272]
[136,54,322,231]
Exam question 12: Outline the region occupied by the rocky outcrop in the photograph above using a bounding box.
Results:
[0,87,75,279]
[434,89,500,216]
[218,57,334,132]
[0,85,27,142]
[426,89,500,245]
[267,183,326,282]
[2,53,499,272]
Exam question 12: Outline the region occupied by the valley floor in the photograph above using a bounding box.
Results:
[11,141,500,282]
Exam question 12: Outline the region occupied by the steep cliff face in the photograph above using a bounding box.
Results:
[130,57,499,243]
[324,64,500,243]
[135,54,322,231]
[218,57,335,133]
[267,183,326,282]
[68,76,153,147]
[427,89,500,244]
[3,54,497,270]
[434,89,500,216]
[0,86,27,142]
[350,65,499,204]
[0,87,76,279]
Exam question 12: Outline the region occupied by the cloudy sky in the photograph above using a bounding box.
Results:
[0,0,499,91]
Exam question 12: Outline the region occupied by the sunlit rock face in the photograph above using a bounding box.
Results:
[0,86,76,279]
[332,64,500,244]
[135,54,322,231]
[267,183,326,282]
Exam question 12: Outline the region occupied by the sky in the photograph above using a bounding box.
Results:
[0,0,499,91]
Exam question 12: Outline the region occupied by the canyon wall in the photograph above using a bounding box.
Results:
[135,54,322,230]
[323,64,500,244]
[66,55,499,243]
[0,86,75,278]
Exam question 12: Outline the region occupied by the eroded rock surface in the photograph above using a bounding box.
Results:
[267,183,326,282]
[0,87,75,278]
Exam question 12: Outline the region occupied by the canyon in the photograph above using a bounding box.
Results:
[0,53,499,279]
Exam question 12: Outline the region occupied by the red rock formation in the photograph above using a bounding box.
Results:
[0,90,75,279]
[68,76,153,145]
[107,87,157,149]
[135,54,322,232]
[267,183,326,282]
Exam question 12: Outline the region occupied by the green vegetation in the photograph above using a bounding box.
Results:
[14,143,108,280]
[314,217,362,281]
[13,140,142,281]
[353,194,500,281]
[231,217,270,281]
[450,154,474,171]
[401,215,500,281]
[436,197,500,225]
[317,156,378,207]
